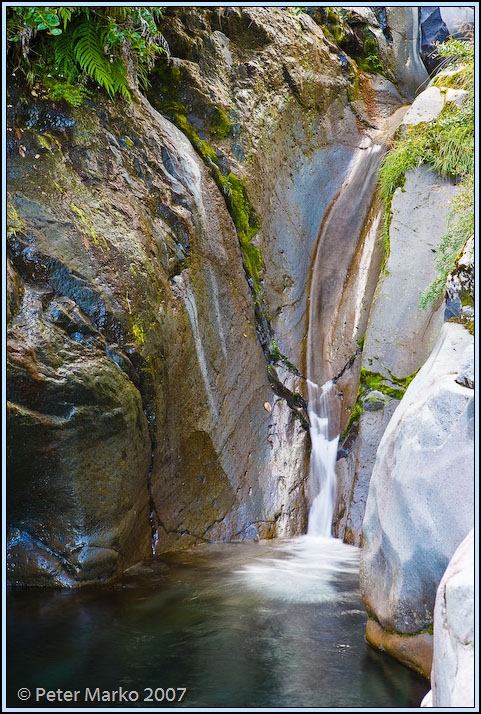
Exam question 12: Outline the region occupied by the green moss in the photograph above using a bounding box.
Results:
[7,200,24,236]
[356,30,386,75]
[357,333,365,350]
[360,368,417,400]
[70,203,109,252]
[221,173,260,242]
[37,134,54,152]
[170,110,220,165]
[209,106,231,139]
[340,367,420,440]
[341,400,363,440]
[130,317,145,345]
[70,203,98,244]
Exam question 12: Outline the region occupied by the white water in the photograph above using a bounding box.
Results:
[306,379,340,537]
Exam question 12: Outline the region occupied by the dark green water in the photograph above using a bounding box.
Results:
[7,537,429,709]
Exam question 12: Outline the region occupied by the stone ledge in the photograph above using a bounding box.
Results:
[365,618,433,679]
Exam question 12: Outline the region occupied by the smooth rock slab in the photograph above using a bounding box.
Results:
[361,322,474,635]
[402,86,444,125]
[363,165,458,381]
[423,529,475,708]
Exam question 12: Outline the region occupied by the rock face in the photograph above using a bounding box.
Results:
[422,530,474,707]
[153,7,388,369]
[334,69,465,544]
[419,7,449,74]
[6,6,435,585]
[360,322,474,671]
[383,7,429,100]
[335,163,458,544]
[6,6,391,586]
[6,81,308,585]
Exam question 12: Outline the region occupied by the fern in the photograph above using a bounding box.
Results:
[52,28,76,80]
[109,59,132,100]
[57,7,76,30]
[103,7,128,20]
[8,6,167,101]
[72,20,129,99]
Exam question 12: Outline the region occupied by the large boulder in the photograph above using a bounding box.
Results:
[360,322,474,673]
[422,530,474,707]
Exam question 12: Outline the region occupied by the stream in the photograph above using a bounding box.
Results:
[7,538,428,708]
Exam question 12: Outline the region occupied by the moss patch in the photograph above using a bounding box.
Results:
[209,106,231,139]
[340,367,420,440]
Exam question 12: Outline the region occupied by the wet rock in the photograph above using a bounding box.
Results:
[424,530,474,707]
[366,618,433,678]
[335,164,457,543]
[7,289,152,586]
[455,342,474,390]
[383,7,429,101]
[360,323,474,641]
[361,390,388,411]
[8,23,318,581]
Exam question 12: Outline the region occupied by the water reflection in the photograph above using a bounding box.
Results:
[8,538,428,708]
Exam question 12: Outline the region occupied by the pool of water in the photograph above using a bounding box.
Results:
[7,536,429,709]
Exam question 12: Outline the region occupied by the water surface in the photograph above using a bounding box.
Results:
[8,537,429,709]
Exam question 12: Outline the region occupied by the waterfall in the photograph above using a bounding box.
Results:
[306,379,340,537]
[305,140,392,537]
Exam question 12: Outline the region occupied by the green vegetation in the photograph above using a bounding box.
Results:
[341,367,419,440]
[356,29,386,75]
[7,7,168,103]
[419,175,474,309]
[378,39,474,300]
[152,86,264,296]
[209,107,232,139]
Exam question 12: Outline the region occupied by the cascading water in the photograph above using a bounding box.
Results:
[306,379,340,536]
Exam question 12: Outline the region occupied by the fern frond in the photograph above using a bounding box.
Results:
[52,28,76,80]
[102,7,128,20]
[57,7,77,30]
[73,20,115,95]
[109,58,131,100]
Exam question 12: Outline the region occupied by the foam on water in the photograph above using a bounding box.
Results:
[234,536,359,604]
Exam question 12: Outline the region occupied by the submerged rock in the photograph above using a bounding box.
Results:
[360,323,474,669]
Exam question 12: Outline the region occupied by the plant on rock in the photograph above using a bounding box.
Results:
[378,38,474,306]
[7,6,169,103]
